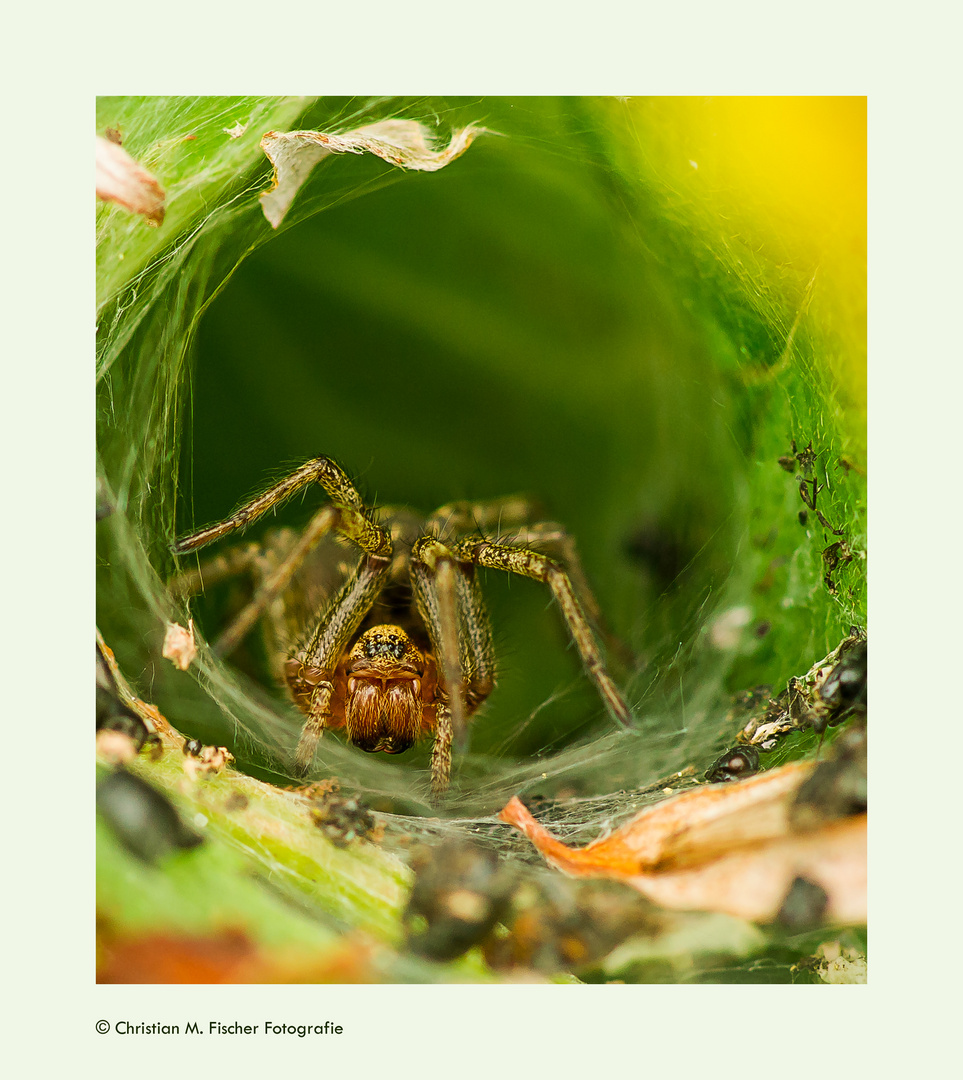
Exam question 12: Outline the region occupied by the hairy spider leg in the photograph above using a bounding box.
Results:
[168,534,302,682]
[429,498,632,669]
[494,522,635,671]
[168,542,264,599]
[171,456,381,554]
[171,456,398,775]
[292,554,393,775]
[453,538,632,730]
[410,538,468,795]
[410,537,499,795]
[450,556,497,712]
[428,495,631,674]
[171,457,392,658]
[429,494,630,667]
[211,506,342,658]
[427,494,542,540]
[430,496,631,674]
[498,522,603,622]
[428,703,454,798]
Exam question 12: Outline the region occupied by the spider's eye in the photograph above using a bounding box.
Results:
[363,631,409,660]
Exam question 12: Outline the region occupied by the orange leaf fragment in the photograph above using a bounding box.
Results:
[500,762,866,924]
[97,926,378,984]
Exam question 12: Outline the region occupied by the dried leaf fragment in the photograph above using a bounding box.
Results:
[258,119,488,228]
[96,728,139,765]
[182,743,235,779]
[500,762,866,924]
[813,940,867,984]
[95,136,165,226]
[162,620,196,670]
[132,697,178,739]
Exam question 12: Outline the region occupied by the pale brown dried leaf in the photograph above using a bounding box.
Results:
[812,940,868,983]
[97,631,178,742]
[96,729,138,765]
[183,745,235,780]
[162,620,196,670]
[258,120,488,228]
[95,136,166,226]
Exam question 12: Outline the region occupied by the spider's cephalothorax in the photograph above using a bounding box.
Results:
[171,456,631,796]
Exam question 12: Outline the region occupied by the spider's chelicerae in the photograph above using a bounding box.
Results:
[172,456,631,796]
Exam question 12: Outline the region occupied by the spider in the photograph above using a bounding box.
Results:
[171,456,631,796]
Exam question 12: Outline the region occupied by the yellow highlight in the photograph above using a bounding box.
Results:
[612,97,866,431]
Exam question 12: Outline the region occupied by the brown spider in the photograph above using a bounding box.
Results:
[171,456,631,796]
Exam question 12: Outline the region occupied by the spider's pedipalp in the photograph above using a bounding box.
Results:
[294,678,335,776]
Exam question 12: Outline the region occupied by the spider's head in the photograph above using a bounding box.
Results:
[344,625,427,754]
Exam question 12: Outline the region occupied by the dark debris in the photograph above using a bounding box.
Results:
[404,839,517,962]
[790,726,867,830]
[812,638,867,734]
[485,877,661,975]
[97,768,203,863]
[775,876,829,931]
[705,744,761,783]
[303,780,381,848]
[96,646,158,753]
[736,630,867,749]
